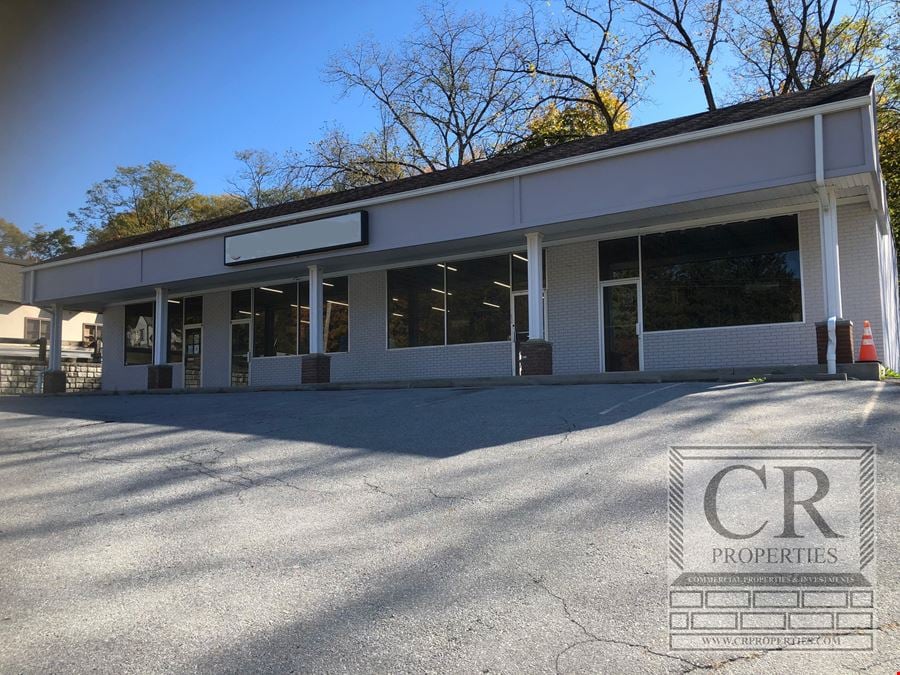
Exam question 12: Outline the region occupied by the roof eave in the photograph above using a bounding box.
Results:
[28,91,874,272]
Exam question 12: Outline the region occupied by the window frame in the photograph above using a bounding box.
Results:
[82,322,102,347]
[123,301,155,366]
[594,214,806,336]
[385,251,546,351]
[24,317,50,342]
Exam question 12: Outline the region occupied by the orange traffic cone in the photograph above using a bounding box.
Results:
[858,320,879,362]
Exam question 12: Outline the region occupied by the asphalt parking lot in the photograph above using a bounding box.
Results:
[0,381,898,673]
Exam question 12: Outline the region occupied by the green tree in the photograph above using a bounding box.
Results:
[68,161,198,244]
[187,194,247,222]
[878,12,899,262]
[0,218,30,258]
[519,96,630,150]
[27,226,76,260]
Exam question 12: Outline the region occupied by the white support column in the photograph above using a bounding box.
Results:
[48,303,63,371]
[526,232,545,340]
[308,265,324,354]
[153,287,168,365]
[818,187,843,319]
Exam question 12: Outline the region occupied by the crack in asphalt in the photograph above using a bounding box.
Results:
[552,416,576,447]
[363,477,397,499]
[426,486,476,503]
[528,573,704,673]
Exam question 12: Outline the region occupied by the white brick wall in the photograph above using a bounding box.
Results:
[546,242,600,374]
[836,203,891,365]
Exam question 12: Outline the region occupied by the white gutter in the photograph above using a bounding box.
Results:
[27,94,872,272]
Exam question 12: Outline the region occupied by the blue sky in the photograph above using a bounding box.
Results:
[1,0,725,243]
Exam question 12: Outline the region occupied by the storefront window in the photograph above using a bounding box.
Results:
[253,284,298,357]
[598,237,639,280]
[298,281,310,354]
[231,289,252,320]
[388,254,526,348]
[184,296,203,325]
[167,299,183,363]
[642,216,802,331]
[388,265,446,348]
[446,254,509,344]
[324,277,349,352]
[125,302,154,365]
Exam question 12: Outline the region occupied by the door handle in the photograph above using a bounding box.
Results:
[635,322,640,336]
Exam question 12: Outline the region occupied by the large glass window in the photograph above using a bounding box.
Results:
[24,317,49,342]
[510,251,547,292]
[253,284,298,357]
[124,302,154,365]
[642,216,802,331]
[598,237,639,280]
[231,289,252,320]
[447,255,510,344]
[298,281,310,354]
[388,265,446,348]
[167,299,183,363]
[388,254,533,348]
[324,277,349,353]
[184,296,203,325]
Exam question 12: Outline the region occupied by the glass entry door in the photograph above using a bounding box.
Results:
[511,292,529,375]
[230,321,250,387]
[601,282,641,372]
[184,326,202,388]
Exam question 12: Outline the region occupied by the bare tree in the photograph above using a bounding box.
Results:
[303,114,417,192]
[727,0,885,97]
[325,2,537,173]
[632,0,725,110]
[517,0,649,134]
[227,149,307,209]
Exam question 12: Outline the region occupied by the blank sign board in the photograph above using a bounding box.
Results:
[224,211,368,265]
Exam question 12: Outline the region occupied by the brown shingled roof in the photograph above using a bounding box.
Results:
[48,76,874,263]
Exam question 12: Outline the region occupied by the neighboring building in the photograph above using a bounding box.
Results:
[0,256,102,359]
[21,77,900,392]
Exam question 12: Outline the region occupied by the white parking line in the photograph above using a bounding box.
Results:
[857,381,885,427]
[599,382,683,415]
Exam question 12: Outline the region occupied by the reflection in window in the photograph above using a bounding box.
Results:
[388,265,446,348]
[253,284,298,357]
[24,317,49,342]
[324,277,349,353]
[167,299,183,363]
[510,251,547,292]
[642,216,802,331]
[125,302,154,365]
[231,289,252,320]
[298,281,310,354]
[598,237,639,280]
[447,255,510,344]
[184,296,203,325]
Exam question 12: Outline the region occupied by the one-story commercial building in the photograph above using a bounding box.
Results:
[23,77,900,392]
